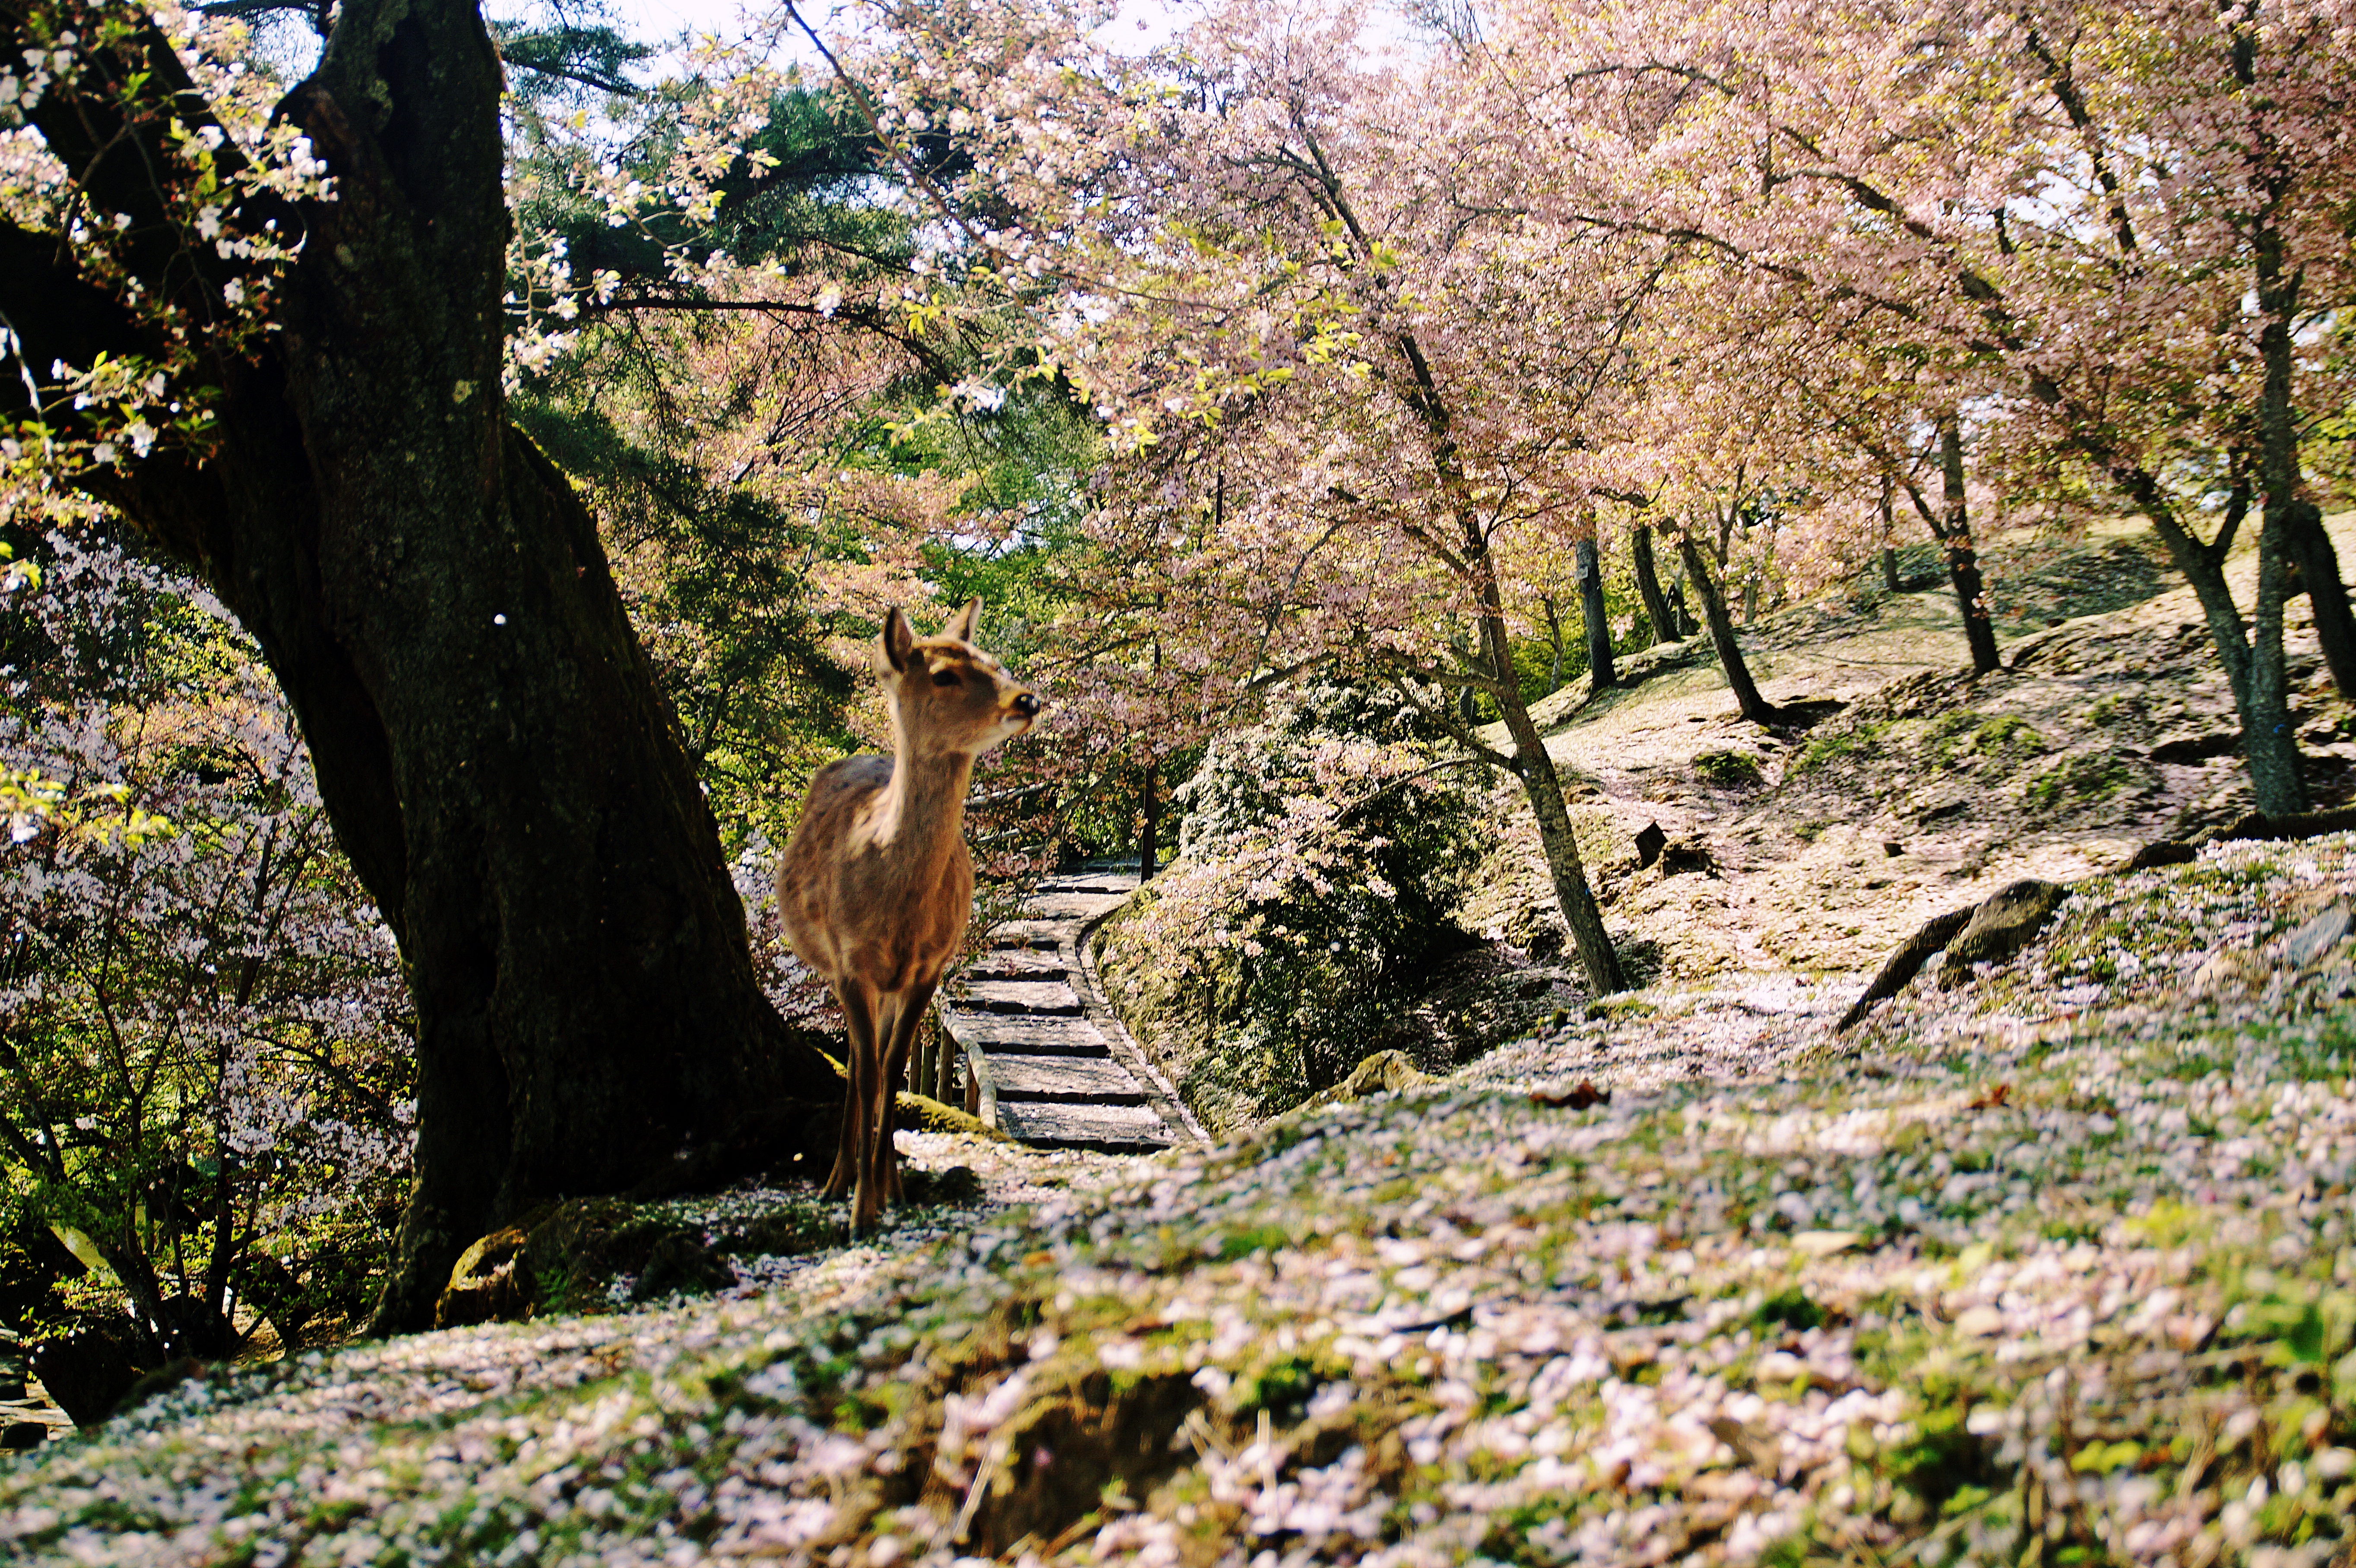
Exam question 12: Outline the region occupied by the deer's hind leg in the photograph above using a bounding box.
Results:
[824,979,883,1207]
[873,979,940,1208]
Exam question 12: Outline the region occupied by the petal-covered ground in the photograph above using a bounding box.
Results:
[5,834,2354,1567]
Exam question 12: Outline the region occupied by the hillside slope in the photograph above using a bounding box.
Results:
[1462,515,2355,991]
[6,828,2355,1566]
[7,518,2356,1566]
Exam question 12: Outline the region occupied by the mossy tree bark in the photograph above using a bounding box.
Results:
[0,0,838,1334]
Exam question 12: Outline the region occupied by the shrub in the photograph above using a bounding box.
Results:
[1094,684,1481,1133]
[0,537,414,1364]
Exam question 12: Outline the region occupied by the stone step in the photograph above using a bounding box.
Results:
[988,920,1074,947]
[940,1013,1111,1057]
[1025,893,1129,921]
[988,1056,1150,1104]
[953,979,1083,1016]
[994,1099,1175,1151]
[1038,875,1138,895]
[965,950,1068,982]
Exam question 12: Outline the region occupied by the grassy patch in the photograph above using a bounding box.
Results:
[2024,751,2136,810]
[1791,718,1890,776]
[1926,710,2046,768]
[1693,749,1765,788]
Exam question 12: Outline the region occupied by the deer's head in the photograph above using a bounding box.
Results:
[878,598,1042,758]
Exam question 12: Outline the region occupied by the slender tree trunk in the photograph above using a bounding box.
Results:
[1449,629,1484,728]
[1938,417,2004,674]
[0,0,837,1334]
[2249,518,2308,812]
[1669,578,1698,638]
[1574,537,1616,689]
[2111,462,2308,814]
[1631,523,1676,645]
[1879,475,1903,592]
[1676,533,1781,726]
[1541,597,1567,691]
[1486,625,1625,995]
[2287,507,2356,699]
[2252,204,2315,812]
[1305,141,1626,995]
[1138,757,1159,880]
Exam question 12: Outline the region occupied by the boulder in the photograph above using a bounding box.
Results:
[630,1232,735,1304]
[900,1164,986,1208]
[2282,902,2353,968]
[434,1227,533,1331]
[1938,880,2069,986]
[1656,837,1720,877]
[1843,878,2070,1031]
[1275,1050,1432,1126]
[2190,948,2264,998]
[1337,1050,1429,1099]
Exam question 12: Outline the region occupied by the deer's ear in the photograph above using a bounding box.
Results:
[880,607,915,673]
[944,597,982,643]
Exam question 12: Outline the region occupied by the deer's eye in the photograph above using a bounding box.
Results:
[932,669,962,687]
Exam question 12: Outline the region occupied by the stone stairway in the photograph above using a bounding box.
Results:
[938,866,1204,1153]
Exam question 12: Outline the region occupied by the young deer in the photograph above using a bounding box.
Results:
[774,598,1041,1237]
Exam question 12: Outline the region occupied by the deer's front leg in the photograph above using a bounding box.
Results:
[875,980,940,1208]
[828,982,884,1226]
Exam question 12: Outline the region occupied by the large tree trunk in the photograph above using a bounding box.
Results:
[1574,537,1617,689]
[1937,417,2004,675]
[1675,533,1781,726]
[2,0,836,1334]
[1630,523,1677,645]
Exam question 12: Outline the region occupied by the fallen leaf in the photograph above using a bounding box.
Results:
[1708,1416,1777,1470]
[1954,1306,2005,1337]
[1969,1082,2011,1110]
[1791,1230,1865,1258]
[1533,1080,1609,1110]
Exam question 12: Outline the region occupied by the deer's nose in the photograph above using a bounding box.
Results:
[1013,692,1041,718]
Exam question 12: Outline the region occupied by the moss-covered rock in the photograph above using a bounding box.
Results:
[1937,879,2071,987]
[1094,684,1483,1135]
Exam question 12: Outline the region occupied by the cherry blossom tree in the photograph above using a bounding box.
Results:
[847,0,1706,993]
[0,533,412,1365]
[1472,0,2356,813]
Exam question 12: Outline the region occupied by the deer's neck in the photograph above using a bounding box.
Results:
[872,744,975,867]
